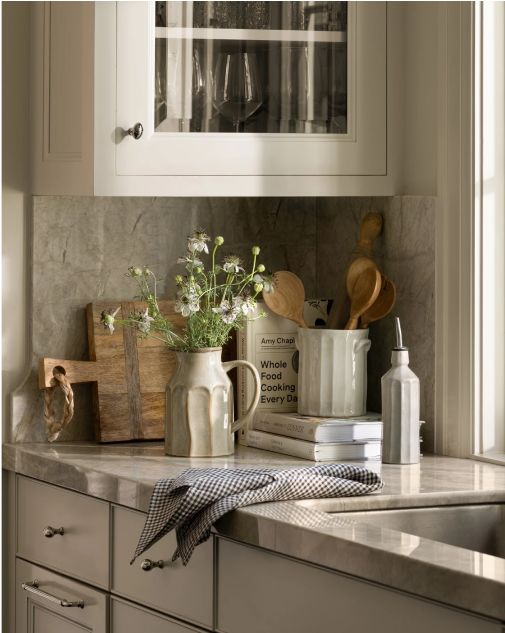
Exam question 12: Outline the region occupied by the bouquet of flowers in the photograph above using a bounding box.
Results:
[101,230,272,351]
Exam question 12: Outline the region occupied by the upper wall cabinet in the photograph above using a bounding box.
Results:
[32,1,392,197]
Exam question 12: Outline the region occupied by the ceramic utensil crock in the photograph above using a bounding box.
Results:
[296,328,371,417]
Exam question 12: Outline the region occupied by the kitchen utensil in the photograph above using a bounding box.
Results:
[39,300,185,442]
[345,267,381,330]
[326,212,383,329]
[345,256,380,297]
[360,276,396,328]
[262,271,308,328]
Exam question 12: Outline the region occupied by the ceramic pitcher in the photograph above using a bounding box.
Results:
[165,348,260,457]
[296,328,371,417]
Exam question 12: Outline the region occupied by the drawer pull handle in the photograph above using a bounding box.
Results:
[43,526,65,538]
[141,558,164,571]
[22,580,84,608]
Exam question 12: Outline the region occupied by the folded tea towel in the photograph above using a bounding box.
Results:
[131,464,384,566]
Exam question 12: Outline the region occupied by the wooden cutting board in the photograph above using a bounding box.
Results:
[39,300,185,442]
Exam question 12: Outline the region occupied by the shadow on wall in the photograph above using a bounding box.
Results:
[316,196,436,452]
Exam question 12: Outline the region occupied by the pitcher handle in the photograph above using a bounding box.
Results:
[222,360,261,434]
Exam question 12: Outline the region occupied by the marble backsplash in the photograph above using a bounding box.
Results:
[10,195,435,451]
[10,196,317,443]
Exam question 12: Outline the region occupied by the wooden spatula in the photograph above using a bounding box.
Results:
[262,271,308,328]
[345,268,382,330]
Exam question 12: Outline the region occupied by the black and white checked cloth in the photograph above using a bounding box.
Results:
[131,464,384,566]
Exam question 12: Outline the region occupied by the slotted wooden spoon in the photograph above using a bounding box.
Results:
[345,268,382,330]
[360,276,396,328]
[262,271,308,328]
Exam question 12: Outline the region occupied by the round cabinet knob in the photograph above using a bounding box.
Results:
[43,526,65,538]
[127,122,144,140]
[140,558,164,572]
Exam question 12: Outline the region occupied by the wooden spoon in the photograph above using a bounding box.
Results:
[345,256,379,297]
[360,276,396,328]
[344,267,382,330]
[326,212,383,329]
[262,271,308,328]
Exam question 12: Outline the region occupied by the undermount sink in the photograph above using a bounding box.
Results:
[322,504,505,558]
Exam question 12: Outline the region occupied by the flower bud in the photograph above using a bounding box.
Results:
[215,236,224,246]
[256,264,265,273]
[251,246,260,256]
[175,275,183,284]
[128,266,143,278]
[194,266,203,274]
[254,282,264,293]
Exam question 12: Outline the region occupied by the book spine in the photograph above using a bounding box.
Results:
[237,324,249,444]
[246,430,318,461]
[253,414,317,441]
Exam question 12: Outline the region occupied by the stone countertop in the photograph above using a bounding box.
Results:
[3,442,505,621]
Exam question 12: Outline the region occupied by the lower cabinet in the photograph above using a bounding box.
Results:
[216,538,503,633]
[111,597,205,633]
[16,558,108,633]
[112,505,214,628]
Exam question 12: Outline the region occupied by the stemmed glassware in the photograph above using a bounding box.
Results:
[212,51,263,132]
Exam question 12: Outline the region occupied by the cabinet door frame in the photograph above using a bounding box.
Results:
[95,1,394,196]
[15,559,108,633]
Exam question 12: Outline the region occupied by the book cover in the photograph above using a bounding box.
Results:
[253,411,383,443]
[246,429,382,462]
[237,300,328,444]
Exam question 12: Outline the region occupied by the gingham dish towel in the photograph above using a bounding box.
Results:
[131,464,383,566]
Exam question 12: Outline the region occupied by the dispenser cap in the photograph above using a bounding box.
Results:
[394,316,408,351]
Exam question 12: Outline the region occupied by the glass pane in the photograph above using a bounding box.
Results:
[154,1,348,134]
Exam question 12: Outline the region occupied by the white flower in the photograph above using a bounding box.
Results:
[177,255,203,268]
[233,295,256,316]
[187,230,210,254]
[100,307,120,334]
[222,255,244,274]
[254,273,274,293]
[136,308,154,334]
[175,293,200,317]
[212,300,240,324]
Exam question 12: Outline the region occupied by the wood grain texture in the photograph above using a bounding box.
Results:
[40,300,186,442]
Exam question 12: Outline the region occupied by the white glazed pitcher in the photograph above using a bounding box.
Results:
[165,348,260,457]
[296,328,371,417]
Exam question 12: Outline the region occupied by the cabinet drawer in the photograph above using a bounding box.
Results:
[217,538,502,633]
[112,598,204,633]
[112,505,213,628]
[16,558,108,633]
[16,475,110,588]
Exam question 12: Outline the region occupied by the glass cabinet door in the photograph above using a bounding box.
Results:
[115,1,386,177]
[154,1,348,135]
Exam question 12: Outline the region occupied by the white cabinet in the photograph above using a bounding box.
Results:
[32,1,392,197]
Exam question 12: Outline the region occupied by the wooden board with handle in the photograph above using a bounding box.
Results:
[39,300,185,442]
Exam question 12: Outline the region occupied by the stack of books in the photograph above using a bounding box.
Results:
[246,411,383,462]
